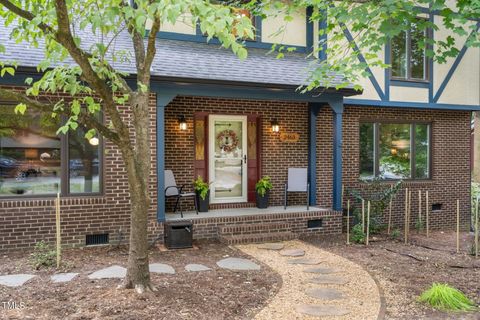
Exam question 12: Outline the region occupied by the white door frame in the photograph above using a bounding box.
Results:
[208,114,248,204]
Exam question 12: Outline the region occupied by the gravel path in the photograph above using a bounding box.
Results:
[238,240,381,320]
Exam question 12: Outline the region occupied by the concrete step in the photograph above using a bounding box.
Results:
[219,231,297,245]
[219,222,292,236]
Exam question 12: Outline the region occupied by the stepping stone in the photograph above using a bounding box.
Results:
[305,288,344,300]
[257,243,284,250]
[0,274,36,287]
[150,263,175,274]
[287,258,322,265]
[308,275,348,285]
[88,265,126,279]
[51,273,78,283]
[296,304,350,317]
[185,264,211,272]
[303,267,339,274]
[279,249,305,257]
[216,258,260,271]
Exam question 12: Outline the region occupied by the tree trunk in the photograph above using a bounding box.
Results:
[473,112,480,182]
[119,93,154,293]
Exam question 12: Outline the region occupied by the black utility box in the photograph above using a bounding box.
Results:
[164,221,193,249]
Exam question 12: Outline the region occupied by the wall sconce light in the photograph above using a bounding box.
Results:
[89,137,99,146]
[271,119,280,133]
[178,115,187,131]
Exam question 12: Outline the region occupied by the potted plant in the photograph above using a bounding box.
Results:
[194,176,210,212]
[255,176,273,209]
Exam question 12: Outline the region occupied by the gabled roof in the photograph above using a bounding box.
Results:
[0,20,354,93]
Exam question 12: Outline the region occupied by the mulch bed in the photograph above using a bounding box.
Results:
[0,241,281,320]
[305,231,480,319]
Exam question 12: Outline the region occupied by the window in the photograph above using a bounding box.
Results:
[360,122,431,180]
[391,21,428,81]
[0,104,102,197]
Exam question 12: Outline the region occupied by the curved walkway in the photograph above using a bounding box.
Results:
[237,240,381,320]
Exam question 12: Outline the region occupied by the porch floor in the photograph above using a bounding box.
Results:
[165,205,329,221]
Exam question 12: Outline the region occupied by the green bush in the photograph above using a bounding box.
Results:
[193,176,210,200]
[255,176,273,197]
[30,241,56,270]
[350,224,366,244]
[419,283,476,312]
[390,228,401,240]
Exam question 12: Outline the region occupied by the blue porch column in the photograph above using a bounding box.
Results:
[329,99,344,211]
[156,93,176,222]
[308,103,321,206]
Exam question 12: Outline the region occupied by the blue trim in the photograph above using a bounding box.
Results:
[306,7,314,54]
[433,22,480,103]
[344,98,480,111]
[318,10,328,61]
[152,90,177,223]
[308,103,321,205]
[341,25,386,101]
[384,40,391,101]
[330,99,344,211]
[390,80,430,88]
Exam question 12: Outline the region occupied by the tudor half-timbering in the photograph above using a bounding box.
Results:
[0,4,478,250]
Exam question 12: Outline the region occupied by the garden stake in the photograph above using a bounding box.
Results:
[404,188,408,245]
[475,197,478,258]
[456,199,460,254]
[362,199,365,233]
[347,199,350,245]
[426,190,429,237]
[55,193,61,268]
[418,190,422,232]
[366,201,370,246]
[387,185,393,234]
[408,190,412,240]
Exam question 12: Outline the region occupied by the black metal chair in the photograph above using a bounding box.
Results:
[165,170,198,217]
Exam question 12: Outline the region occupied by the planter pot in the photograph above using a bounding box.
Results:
[256,190,270,209]
[196,190,210,212]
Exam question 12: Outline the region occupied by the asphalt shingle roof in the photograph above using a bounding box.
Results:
[0,20,351,90]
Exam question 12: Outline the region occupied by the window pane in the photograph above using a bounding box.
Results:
[410,23,426,79]
[0,105,61,196]
[414,124,429,178]
[359,123,375,179]
[379,124,411,179]
[69,128,100,193]
[391,31,407,78]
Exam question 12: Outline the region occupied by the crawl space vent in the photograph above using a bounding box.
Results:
[85,233,109,246]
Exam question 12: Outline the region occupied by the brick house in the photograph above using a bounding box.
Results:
[0,8,479,250]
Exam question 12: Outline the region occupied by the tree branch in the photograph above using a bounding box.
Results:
[0,0,55,34]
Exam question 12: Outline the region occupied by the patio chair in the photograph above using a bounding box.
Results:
[284,168,310,210]
[165,170,198,218]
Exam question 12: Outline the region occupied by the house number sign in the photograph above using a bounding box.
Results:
[279,132,300,143]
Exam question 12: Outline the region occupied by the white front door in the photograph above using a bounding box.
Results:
[209,115,248,203]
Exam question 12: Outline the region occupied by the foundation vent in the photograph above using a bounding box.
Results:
[307,219,323,229]
[85,233,109,246]
[431,203,442,211]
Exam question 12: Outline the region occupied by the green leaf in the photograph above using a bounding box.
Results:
[14,103,27,115]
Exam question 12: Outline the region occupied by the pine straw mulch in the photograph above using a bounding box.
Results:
[0,241,281,320]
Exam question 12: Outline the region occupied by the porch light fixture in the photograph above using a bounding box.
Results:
[88,137,99,146]
[178,115,187,131]
[271,119,280,133]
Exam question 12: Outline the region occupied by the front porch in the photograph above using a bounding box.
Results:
[165,205,342,244]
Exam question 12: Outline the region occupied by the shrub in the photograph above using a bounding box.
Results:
[193,176,210,200]
[350,224,366,244]
[255,176,273,197]
[419,283,476,312]
[391,228,401,240]
[30,241,56,270]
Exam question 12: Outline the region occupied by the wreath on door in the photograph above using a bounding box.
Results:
[217,129,239,153]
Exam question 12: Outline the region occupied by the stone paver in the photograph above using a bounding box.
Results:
[303,267,339,274]
[257,243,284,250]
[216,257,261,271]
[0,274,36,287]
[185,264,211,272]
[149,263,175,274]
[308,275,348,285]
[51,273,78,283]
[88,265,126,279]
[305,287,344,300]
[287,258,322,265]
[296,304,350,317]
[279,249,305,257]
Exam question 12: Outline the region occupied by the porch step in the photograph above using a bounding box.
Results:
[219,231,297,245]
[219,222,292,236]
